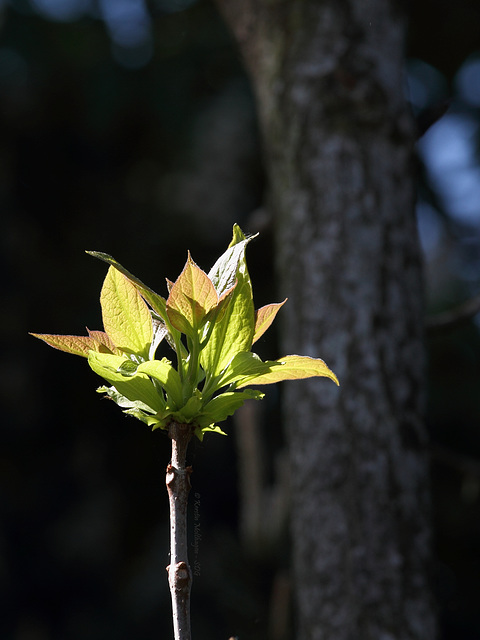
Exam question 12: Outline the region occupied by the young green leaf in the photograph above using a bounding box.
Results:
[200,227,255,376]
[193,424,227,442]
[166,253,218,336]
[149,318,168,359]
[137,360,183,408]
[197,388,264,427]
[87,251,169,321]
[124,408,163,427]
[236,354,339,387]
[208,228,255,295]
[88,351,164,411]
[172,390,203,423]
[215,351,274,389]
[201,280,237,331]
[101,266,153,359]
[97,385,159,414]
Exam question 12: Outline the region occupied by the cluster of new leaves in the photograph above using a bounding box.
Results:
[31,226,338,440]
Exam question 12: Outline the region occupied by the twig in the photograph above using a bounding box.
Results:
[166,422,194,640]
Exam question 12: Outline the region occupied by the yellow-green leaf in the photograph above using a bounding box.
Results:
[88,351,164,411]
[236,355,339,387]
[197,388,264,427]
[87,251,168,321]
[252,300,287,344]
[208,224,257,295]
[200,228,255,376]
[137,359,183,407]
[194,424,227,442]
[214,351,272,389]
[87,251,183,360]
[166,253,218,335]
[100,266,153,358]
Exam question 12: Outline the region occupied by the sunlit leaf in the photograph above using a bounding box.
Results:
[87,251,168,320]
[194,424,227,442]
[208,224,257,295]
[117,359,138,375]
[87,330,121,354]
[201,280,237,330]
[197,388,264,427]
[88,351,164,411]
[236,354,339,387]
[30,332,99,358]
[173,390,203,423]
[252,300,287,344]
[87,251,184,358]
[149,318,168,359]
[166,253,218,335]
[137,359,183,408]
[100,266,153,358]
[200,227,255,376]
[216,351,273,388]
[97,385,159,414]
[123,408,162,427]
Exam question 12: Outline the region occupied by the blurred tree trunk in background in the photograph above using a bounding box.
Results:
[216,1,437,639]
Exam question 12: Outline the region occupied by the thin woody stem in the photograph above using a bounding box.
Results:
[166,422,194,640]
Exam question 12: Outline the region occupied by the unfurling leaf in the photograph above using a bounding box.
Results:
[166,253,218,335]
[197,388,264,427]
[137,360,183,408]
[208,228,255,295]
[149,319,168,359]
[86,250,168,321]
[200,226,255,376]
[101,266,153,359]
[88,351,164,412]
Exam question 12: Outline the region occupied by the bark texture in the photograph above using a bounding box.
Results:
[216,1,437,639]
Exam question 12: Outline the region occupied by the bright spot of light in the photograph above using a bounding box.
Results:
[30,0,91,22]
[99,0,153,68]
[455,53,480,108]
[419,113,480,225]
[99,0,151,47]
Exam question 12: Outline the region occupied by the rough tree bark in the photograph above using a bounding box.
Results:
[215,1,437,639]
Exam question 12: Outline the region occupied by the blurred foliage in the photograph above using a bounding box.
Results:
[1,0,480,638]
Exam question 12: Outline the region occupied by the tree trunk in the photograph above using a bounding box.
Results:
[216,1,437,639]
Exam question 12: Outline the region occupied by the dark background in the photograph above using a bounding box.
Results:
[1,1,480,638]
